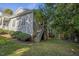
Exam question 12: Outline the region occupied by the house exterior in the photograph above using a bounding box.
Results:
[0,8,38,36]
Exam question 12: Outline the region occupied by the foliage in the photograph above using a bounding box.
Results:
[51,4,79,40]
[33,9,43,24]
[36,3,79,42]
[10,31,31,41]
[36,4,56,40]
[3,8,13,15]
[0,29,9,34]
[9,31,18,38]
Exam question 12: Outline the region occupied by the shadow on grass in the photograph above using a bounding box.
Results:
[0,36,79,56]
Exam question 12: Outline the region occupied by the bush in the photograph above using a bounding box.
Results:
[9,31,17,38]
[0,29,9,34]
[0,29,4,34]
[10,31,31,41]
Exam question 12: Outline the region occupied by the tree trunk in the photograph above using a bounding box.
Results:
[43,24,48,40]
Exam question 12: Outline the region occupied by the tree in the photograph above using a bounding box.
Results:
[50,3,79,41]
[35,3,79,42]
[33,9,43,25]
[3,8,13,15]
[38,3,56,40]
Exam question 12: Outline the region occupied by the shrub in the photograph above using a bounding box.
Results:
[10,31,31,41]
[0,29,4,34]
[0,29,9,34]
[9,31,16,38]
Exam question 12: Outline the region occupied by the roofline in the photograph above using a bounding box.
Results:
[9,11,33,19]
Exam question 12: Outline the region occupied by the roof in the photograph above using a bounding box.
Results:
[15,7,32,15]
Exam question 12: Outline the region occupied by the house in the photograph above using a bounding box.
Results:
[0,8,38,36]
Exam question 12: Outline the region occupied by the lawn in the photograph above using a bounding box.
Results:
[0,36,79,56]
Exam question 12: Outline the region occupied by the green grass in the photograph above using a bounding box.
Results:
[0,36,79,56]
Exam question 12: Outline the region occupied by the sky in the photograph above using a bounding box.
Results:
[0,3,41,12]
